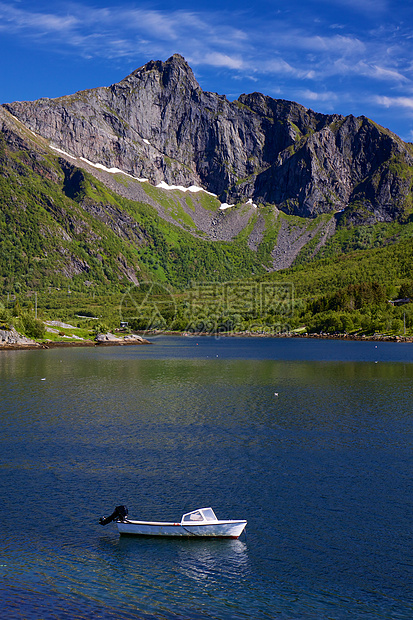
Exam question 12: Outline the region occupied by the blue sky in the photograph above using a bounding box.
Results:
[1,0,413,141]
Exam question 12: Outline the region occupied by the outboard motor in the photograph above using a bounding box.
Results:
[99,505,128,526]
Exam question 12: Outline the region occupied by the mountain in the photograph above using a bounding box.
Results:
[4,53,413,222]
[1,53,413,303]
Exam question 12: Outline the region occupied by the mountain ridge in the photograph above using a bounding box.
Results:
[4,53,413,222]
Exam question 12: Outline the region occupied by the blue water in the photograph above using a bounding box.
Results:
[1,336,413,619]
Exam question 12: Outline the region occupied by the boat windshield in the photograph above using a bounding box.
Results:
[181,507,218,523]
[201,508,217,521]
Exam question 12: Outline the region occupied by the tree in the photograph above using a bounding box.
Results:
[399,281,413,299]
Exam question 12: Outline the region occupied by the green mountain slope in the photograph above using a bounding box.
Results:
[0,108,270,293]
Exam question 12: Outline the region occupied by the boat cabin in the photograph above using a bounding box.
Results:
[181,507,218,523]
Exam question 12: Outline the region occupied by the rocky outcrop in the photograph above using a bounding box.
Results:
[4,54,413,220]
[95,332,150,344]
[95,332,121,342]
[270,217,336,270]
[0,328,39,347]
[123,334,150,343]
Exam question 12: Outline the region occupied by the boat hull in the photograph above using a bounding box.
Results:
[117,519,247,538]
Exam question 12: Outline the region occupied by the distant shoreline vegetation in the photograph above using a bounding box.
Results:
[1,330,412,352]
[1,273,413,347]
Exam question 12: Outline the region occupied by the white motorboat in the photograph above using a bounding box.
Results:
[99,506,247,538]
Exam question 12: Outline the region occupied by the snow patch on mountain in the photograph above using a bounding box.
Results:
[50,145,75,159]
[155,180,216,196]
[79,157,149,182]
[49,145,254,212]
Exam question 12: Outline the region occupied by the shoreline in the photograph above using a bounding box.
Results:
[2,330,412,351]
[146,329,413,343]
[0,338,153,351]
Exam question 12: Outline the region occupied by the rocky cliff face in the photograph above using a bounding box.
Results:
[3,54,413,220]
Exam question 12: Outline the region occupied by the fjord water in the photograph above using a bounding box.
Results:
[1,336,412,619]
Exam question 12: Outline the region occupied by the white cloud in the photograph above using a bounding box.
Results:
[0,3,78,33]
[258,58,299,76]
[202,53,244,70]
[299,89,338,103]
[321,58,408,84]
[368,65,408,82]
[0,0,412,109]
[0,3,251,70]
[296,34,365,55]
[375,96,413,110]
[117,10,182,41]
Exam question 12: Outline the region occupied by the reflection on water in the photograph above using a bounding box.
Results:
[176,539,249,585]
[1,338,413,619]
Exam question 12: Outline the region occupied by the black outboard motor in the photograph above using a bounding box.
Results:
[99,505,128,526]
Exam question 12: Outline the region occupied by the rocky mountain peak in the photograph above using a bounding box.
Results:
[117,53,200,93]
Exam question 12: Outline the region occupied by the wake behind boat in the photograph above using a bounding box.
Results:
[99,506,247,539]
